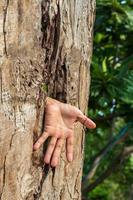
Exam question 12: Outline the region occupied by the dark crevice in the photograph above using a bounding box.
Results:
[41,0,63,99]
[50,4,61,63]
[3,0,10,56]
[53,50,67,102]
[78,61,82,110]
[0,156,6,199]
[0,68,3,104]
[51,167,55,187]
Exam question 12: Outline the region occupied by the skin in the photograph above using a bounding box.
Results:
[33,97,96,167]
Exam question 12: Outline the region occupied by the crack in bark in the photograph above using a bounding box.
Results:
[78,61,82,110]
[3,0,9,56]
[9,130,17,149]
[81,127,85,155]
[0,68,3,104]
[0,104,18,198]
[59,188,65,200]
[41,0,63,99]
[33,164,51,200]
[64,162,82,200]
[0,156,6,199]
[74,166,82,199]
[66,181,73,199]
[0,131,17,199]
[66,179,82,200]
[53,52,67,102]
[51,167,55,187]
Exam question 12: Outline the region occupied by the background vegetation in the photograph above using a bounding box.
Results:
[82,0,133,199]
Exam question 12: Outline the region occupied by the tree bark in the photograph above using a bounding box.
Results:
[0,1,95,199]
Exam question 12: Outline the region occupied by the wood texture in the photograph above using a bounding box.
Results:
[0,0,95,199]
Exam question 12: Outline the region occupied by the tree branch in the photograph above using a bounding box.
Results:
[92,111,131,122]
[82,125,130,189]
[82,146,133,196]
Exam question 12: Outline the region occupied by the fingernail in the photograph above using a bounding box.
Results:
[33,145,37,150]
[90,122,96,129]
[51,161,57,167]
[33,143,39,150]
[69,154,73,162]
[86,120,96,129]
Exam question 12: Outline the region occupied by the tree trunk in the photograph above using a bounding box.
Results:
[0,1,95,199]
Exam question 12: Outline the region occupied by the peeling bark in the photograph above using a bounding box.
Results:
[0,0,95,199]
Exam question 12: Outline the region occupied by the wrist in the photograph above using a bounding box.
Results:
[45,97,60,106]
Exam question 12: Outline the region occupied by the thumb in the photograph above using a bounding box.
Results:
[77,111,96,129]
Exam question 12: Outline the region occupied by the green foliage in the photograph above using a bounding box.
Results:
[89,180,125,200]
[83,0,133,199]
[40,83,48,93]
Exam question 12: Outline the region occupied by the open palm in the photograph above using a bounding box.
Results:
[33,97,96,167]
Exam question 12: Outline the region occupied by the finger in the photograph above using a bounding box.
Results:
[33,131,49,150]
[44,137,57,164]
[77,113,96,129]
[51,138,63,167]
[66,136,73,162]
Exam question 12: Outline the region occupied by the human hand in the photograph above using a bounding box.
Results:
[33,97,96,167]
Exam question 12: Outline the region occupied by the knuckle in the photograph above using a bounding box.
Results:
[68,142,73,146]
[68,140,73,146]
[42,133,47,139]
[49,143,55,147]
[55,132,60,138]
[54,131,62,138]
[44,158,50,164]
[53,155,58,160]
[56,144,62,150]
[54,147,60,156]
[38,138,43,144]
[67,130,73,137]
